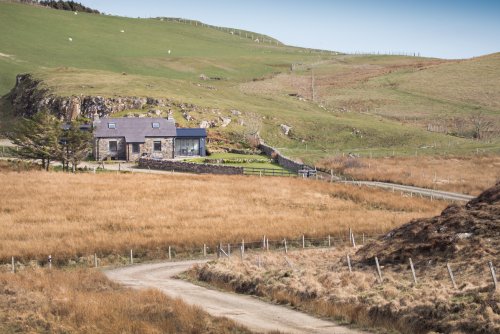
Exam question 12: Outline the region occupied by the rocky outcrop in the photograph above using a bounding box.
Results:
[8,74,176,120]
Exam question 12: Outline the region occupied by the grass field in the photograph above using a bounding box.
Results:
[318,154,500,195]
[1,1,498,163]
[0,167,445,264]
[0,269,251,333]
[189,247,499,334]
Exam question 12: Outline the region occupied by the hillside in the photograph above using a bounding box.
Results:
[356,181,499,266]
[0,1,499,163]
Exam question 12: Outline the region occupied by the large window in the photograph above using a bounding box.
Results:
[153,141,162,152]
[109,140,118,152]
[132,143,140,153]
[175,138,200,156]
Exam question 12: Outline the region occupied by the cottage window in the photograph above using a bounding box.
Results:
[152,122,160,129]
[132,143,140,153]
[153,141,162,152]
[109,141,118,152]
[175,138,199,156]
[108,123,116,129]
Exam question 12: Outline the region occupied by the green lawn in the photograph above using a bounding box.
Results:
[184,152,286,170]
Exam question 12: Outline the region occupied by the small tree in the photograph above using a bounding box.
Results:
[60,118,92,172]
[6,110,62,170]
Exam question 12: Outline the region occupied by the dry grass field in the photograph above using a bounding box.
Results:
[318,155,500,195]
[0,166,444,264]
[0,268,250,334]
[190,182,500,333]
[190,248,499,334]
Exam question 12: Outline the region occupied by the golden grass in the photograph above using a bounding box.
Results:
[0,268,250,334]
[318,155,500,195]
[190,248,500,334]
[0,170,444,263]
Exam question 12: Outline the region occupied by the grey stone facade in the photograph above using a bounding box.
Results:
[95,137,127,160]
[143,138,174,160]
[95,137,174,161]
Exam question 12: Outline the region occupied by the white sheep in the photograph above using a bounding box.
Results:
[120,30,125,33]
[68,37,73,42]
[168,50,171,55]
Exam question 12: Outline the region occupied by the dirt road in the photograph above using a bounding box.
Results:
[342,180,474,202]
[105,260,367,334]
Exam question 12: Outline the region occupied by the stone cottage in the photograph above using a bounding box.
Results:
[93,118,206,161]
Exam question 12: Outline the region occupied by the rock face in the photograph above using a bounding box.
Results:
[8,74,173,120]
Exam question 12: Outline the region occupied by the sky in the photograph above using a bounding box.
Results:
[78,0,500,59]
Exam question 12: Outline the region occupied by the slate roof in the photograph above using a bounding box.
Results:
[176,128,207,137]
[94,118,176,143]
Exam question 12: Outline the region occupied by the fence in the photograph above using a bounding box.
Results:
[243,167,295,177]
[3,232,382,271]
[5,232,498,291]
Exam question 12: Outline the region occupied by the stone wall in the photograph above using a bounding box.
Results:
[139,158,244,175]
[259,141,312,173]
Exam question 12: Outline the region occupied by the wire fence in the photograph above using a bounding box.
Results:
[3,233,383,272]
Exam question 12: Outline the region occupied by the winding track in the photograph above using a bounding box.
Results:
[341,180,474,202]
[105,260,367,334]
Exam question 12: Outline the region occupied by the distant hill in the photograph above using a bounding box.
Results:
[0,1,498,161]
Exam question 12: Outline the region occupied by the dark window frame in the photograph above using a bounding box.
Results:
[132,143,140,153]
[153,141,162,152]
[109,140,118,152]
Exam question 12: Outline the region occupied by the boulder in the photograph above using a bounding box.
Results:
[280,124,292,136]
[199,120,211,128]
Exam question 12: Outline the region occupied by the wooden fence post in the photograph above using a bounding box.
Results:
[203,244,207,257]
[217,244,220,259]
[488,261,497,290]
[347,254,352,273]
[242,239,245,255]
[447,263,457,289]
[375,257,383,283]
[348,228,352,246]
[284,239,288,253]
[266,237,269,251]
[302,235,305,249]
[48,255,52,270]
[11,256,15,273]
[352,233,356,248]
[94,253,98,268]
[130,249,133,264]
[227,244,231,256]
[168,246,172,260]
[362,233,365,245]
[409,258,417,284]
[328,235,331,247]
[240,245,244,260]
[263,235,266,249]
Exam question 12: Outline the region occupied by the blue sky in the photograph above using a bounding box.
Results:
[79,0,500,59]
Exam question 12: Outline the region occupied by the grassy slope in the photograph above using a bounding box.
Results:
[0,1,498,163]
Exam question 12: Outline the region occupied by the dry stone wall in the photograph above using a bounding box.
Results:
[139,158,244,175]
[259,141,312,173]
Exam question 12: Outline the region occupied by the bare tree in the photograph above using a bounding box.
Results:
[469,111,494,140]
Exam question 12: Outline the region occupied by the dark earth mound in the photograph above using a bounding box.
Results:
[357,182,499,266]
